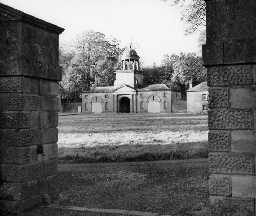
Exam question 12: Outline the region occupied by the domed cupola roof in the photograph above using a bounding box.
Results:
[121,46,140,61]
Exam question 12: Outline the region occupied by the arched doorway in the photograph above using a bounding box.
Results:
[119,97,130,113]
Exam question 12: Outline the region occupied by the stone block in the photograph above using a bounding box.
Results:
[0,10,63,81]
[0,77,40,94]
[221,0,256,41]
[231,130,256,154]
[209,174,232,196]
[254,110,256,131]
[224,39,256,64]
[254,68,256,84]
[205,0,256,41]
[209,87,229,108]
[208,130,231,152]
[0,94,40,111]
[0,177,53,202]
[41,128,58,144]
[208,109,253,130]
[40,112,58,128]
[23,77,40,94]
[202,42,223,66]
[43,159,58,179]
[0,111,40,129]
[0,129,40,148]
[210,196,255,216]
[0,159,57,182]
[205,0,218,43]
[42,144,58,160]
[230,88,256,109]
[209,152,255,175]
[40,96,59,111]
[40,80,59,96]
[0,182,22,201]
[232,175,256,198]
[0,145,37,164]
[207,65,255,87]
[20,23,62,81]
[0,77,23,93]
[0,20,20,77]
[0,196,42,215]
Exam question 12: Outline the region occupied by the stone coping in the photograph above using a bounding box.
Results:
[0,2,64,34]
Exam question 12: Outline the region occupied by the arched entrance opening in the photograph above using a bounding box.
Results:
[119,97,130,113]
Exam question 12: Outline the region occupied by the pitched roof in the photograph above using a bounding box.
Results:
[0,2,64,34]
[139,84,170,91]
[187,82,208,92]
[87,84,134,93]
[88,86,118,93]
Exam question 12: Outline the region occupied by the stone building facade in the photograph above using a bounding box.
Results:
[187,82,208,114]
[82,47,176,113]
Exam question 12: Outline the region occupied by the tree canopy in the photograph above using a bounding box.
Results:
[59,31,122,102]
[162,0,206,34]
[143,52,206,99]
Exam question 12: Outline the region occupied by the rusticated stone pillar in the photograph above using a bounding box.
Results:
[203,0,256,214]
[0,3,64,215]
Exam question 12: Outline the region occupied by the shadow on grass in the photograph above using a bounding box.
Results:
[50,158,209,216]
[58,141,208,163]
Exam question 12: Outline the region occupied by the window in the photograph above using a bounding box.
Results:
[202,94,208,101]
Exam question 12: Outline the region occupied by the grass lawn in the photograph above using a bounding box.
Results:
[53,113,209,215]
[58,113,208,162]
[52,159,209,216]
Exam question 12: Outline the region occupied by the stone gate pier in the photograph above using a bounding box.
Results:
[203,0,256,214]
[0,3,64,215]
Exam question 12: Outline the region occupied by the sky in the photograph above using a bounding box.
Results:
[1,0,201,66]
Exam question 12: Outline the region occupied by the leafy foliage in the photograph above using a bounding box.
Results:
[143,52,206,99]
[59,31,122,102]
[162,0,206,34]
[172,52,206,84]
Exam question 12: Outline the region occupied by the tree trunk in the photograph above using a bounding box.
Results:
[180,84,187,100]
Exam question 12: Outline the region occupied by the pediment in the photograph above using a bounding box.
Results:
[114,85,135,94]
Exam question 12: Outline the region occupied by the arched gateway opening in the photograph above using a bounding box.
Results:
[119,97,130,113]
[2,2,256,216]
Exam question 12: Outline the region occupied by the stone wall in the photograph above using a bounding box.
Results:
[82,92,116,113]
[0,3,64,215]
[203,0,256,214]
[137,90,172,113]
